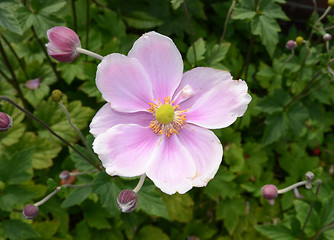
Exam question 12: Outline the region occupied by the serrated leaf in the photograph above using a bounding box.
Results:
[137,225,170,240]
[61,186,92,208]
[0,4,23,35]
[32,220,59,238]
[0,148,34,184]
[82,200,111,229]
[92,172,122,217]
[0,184,36,211]
[287,103,308,136]
[232,0,256,20]
[208,42,231,65]
[262,113,289,145]
[162,193,194,223]
[171,0,184,10]
[224,143,245,172]
[256,224,295,240]
[320,194,334,228]
[260,0,289,21]
[257,89,291,114]
[251,15,281,57]
[70,144,98,171]
[295,200,318,236]
[3,220,40,240]
[22,82,50,107]
[137,183,169,219]
[123,11,163,29]
[187,38,206,66]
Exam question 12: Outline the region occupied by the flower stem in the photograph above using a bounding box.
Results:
[277,181,308,194]
[182,0,197,66]
[0,96,101,171]
[71,0,77,32]
[133,174,146,193]
[70,169,99,176]
[313,221,334,240]
[58,100,100,164]
[301,180,322,240]
[34,186,61,207]
[76,47,103,60]
[85,0,90,54]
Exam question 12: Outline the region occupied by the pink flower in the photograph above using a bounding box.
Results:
[46,26,81,62]
[90,32,251,194]
[25,78,41,90]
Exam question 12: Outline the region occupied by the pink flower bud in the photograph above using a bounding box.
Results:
[117,190,138,213]
[285,40,296,50]
[262,184,278,200]
[59,170,70,180]
[46,26,81,63]
[22,204,39,219]
[0,112,13,132]
[323,33,332,41]
[25,78,41,90]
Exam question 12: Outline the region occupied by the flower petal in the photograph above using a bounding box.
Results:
[174,67,232,108]
[146,135,196,194]
[186,79,252,129]
[128,32,183,100]
[96,54,154,112]
[177,124,223,187]
[93,124,160,177]
[89,103,153,137]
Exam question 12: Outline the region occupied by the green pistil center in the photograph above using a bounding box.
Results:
[155,104,174,124]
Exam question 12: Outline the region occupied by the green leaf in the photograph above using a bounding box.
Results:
[92,172,122,217]
[0,184,36,211]
[0,148,34,184]
[287,103,309,136]
[251,15,281,57]
[232,0,256,20]
[260,0,289,21]
[162,193,194,223]
[61,186,92,208]
[22,82,50,107]
[123,11,164,29]
[82,200,111,230]
[138,225,169,240]
[32,220,59,238]
[256,89,291,114]
[256,224,295,240]
[320,194,334,228]
[171,0,184,10]
[262,113,289,145]
[70,144,97,171]
[295,200,318,236]
[224,143,245,172]
[137,183,169,219]
[0,3,23,35]
[207,42,231,65]
[186,38,206,66]
[3,220,39,240]
[216,198,245,235]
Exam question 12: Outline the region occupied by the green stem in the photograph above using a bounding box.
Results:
[85,0,90,53]
[31,26,62,83]
[313,221,334,240]
[71,0,77,32]
[237,34,255,79]
[58,100,100,164]
[182,0,197,66]
[1,34,29,79]
[0,39,29,110]
[0,96,101,170]
[301,180,322,240]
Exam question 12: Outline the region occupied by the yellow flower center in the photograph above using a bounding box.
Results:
[155,104,174,124]
[148,97,187,137]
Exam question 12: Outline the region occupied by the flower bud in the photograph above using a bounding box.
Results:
[296,36,304,46]
[0,112,13,132]
[51,89,63,102]
[305,171,314,182]
[323,33,332,41]
[262,184,278,200]
[46,26,81,63]
[59,170,70,180]
[117,190,138,213]
[25,78,41,90]
[22,204,39,219]
[285,40,297,50]
[329,0,334,7]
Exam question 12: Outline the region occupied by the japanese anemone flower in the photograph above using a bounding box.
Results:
[90,31,251,194]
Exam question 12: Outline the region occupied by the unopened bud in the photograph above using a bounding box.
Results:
[22,204,39,219]
[285,40,296,50]
[0,112,13,132]
[305,171,314,181]
[329,0,334,7]
[323,33,332,41]
[46,26,81,62]
[117,190,138,213]
[59,170,70,180]
[262,184,278,200]
[296,36,304,45]
[51,89,63,102]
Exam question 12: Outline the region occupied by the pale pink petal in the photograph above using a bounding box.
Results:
[146,135,196,194]
[128,32,183,100]
[92,124,160,177]
[177,124,223,187]
[96,54,154,112]
[89,103,153,137]
[173,67,232,108]
[186,80,252,129]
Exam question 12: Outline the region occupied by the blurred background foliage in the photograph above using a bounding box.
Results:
[0,0,334,239]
